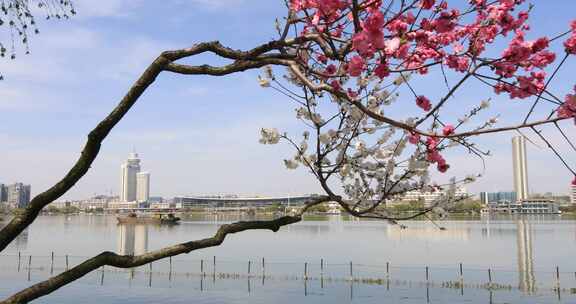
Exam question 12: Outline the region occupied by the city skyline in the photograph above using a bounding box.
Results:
[0,1,574,200]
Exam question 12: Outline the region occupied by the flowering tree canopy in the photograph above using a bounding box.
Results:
[256,0,576,221]
[1,1,575,302]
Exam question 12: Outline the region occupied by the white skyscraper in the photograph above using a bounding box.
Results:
[120,152,141,202]
[512,136,529,202]
[571,183,576,205]
[136,172,150,203]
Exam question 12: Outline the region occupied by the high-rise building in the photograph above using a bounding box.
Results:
[0,184,7,203]
[7,183,31,208]
[512,136,529,202]
[571,183,576,205]
[480,191,517,204]
[120,152,141,202]
[136,172,150,203]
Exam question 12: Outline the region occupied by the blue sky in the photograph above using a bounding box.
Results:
[0,0,575,200]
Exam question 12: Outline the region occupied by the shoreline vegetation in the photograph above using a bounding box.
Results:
[2,200,575,220]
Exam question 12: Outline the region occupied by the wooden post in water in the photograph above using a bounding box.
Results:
[50,252,54,275]
[148,262,152,287]
[556,266,560,290]
[65,254,69,270]
[386,262,390,278]
[425,266,429,282]
[100,266,105,285]
[201,259,205,276]
[262,257,265,276]
[213,256,216,274]
[17,251,21,272]
[488,268,492,286]
[169,257,173,276]
[27,255,31,281]
[349,261,353,279]
[320,258,324,274]
[459,262,464,296]
[304,262,308,280]
[248,260,251,276]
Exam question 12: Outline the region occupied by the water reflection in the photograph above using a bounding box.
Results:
[516,219,535,293]
[386,225,471,241]
[117,224,148,255]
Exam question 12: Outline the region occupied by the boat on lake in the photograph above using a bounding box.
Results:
[117,213,181,225]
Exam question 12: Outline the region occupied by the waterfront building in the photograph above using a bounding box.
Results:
[571,183,576,205]
[173,195,318,209]
[120,152,141,202]
[150,201,172,209]
[0,183,7,203]
[6,183,31,208]
[107,201,139,210]
[400,186,468,206]
[482,199,560,214]
[512,136,529,202]
[136,172,150,203]
[480,191,517,204]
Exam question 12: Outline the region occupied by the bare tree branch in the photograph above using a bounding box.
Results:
[0,38,303,253]
[0,196,329,304]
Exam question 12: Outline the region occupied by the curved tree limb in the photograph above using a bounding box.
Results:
[0,39,302,253]
[0,195,329,304]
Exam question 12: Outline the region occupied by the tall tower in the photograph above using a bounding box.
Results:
[512,136,529,202]
[571,183,576,205]
[136,172,150,203]
[120,152,141,202]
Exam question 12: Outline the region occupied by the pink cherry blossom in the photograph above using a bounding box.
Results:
[445,55,469,72]
[347,55,365,77]
[558,90,576,119]
[420,0,435,10]
[416,95,432,111]
[325,64,337,75]
[408,133,420,144]
[384,37,401,54]
[374,63,390,79]
[437,161,450,173]
[442,125,455,136]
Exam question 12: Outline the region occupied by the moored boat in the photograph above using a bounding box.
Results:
[117,213,180,225]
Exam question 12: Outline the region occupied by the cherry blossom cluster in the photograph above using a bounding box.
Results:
[256,0,575,212]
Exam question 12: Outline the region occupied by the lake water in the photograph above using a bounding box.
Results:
[1,214,576,303]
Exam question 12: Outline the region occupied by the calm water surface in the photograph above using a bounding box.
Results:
[1,214,576,303]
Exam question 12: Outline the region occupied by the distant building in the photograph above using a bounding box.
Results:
[483,199,559,214]
[120,152,141,202]
[136,172,150,203]
[480,191,517,205]
[400,187,468,206]
[0,183,7,203]
[173,195,318,209]
[512,136,529,202]
[6,183,31,208]
[571,183,576,205]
